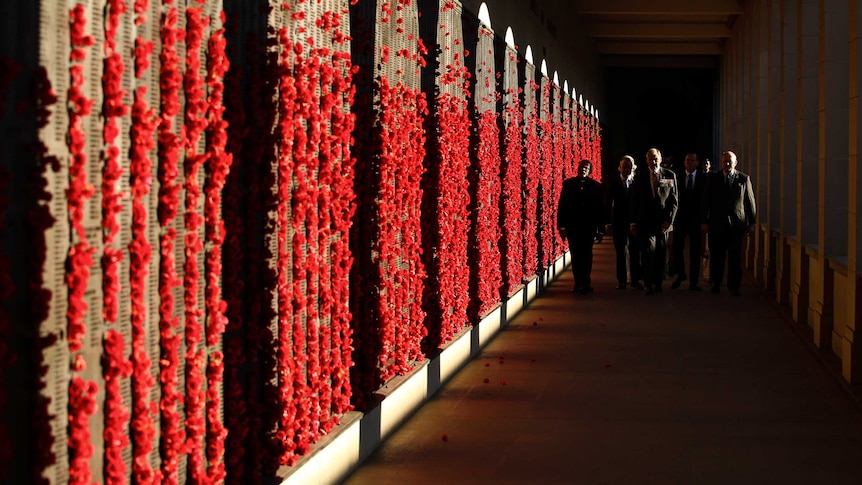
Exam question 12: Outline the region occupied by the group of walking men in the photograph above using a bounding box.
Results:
[557,149,756,296]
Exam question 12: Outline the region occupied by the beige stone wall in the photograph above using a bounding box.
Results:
[721,0,862,383]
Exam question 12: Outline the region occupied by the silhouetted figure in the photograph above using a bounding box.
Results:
[671,152,706,291]
[700,150,757,296]
[605,155,642,289]
[558,160,605,295]
[630,148,678,295]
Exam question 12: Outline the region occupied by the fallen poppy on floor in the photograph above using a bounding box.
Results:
[484,362,490,367]
[533,321,538,326]
[500,380,506,385]
[483,378,489,383]
[441,434,448,442]
[604,363,612,368]
[530,356,536,362]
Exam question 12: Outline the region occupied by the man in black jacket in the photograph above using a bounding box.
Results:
[630,148,678,295]
[671,152,706,291]
[605,155,642,289]
[558,160,605,295]
[700,150,756,296]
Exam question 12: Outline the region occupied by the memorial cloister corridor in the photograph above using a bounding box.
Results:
[343,244,862,485]
[7,0,862,483]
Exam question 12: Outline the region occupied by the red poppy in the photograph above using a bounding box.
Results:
[523,80,540,279]
[66,9,99,483]
[156,3,185,481]
[502,84,524,294]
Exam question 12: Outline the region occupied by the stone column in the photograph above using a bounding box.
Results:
[734,21,743,151]
[747,1,764,270]
[755,0,769,280]
[724,36,731,150]
[727,21,736,151]
[792,0,819,326]
[813,0,849,350]
[724,33,737,151]
[844,0,862,382]
[763,0,782,291]
[779,0,800,305]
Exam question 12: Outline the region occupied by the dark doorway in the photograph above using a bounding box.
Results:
[602,67,716,178]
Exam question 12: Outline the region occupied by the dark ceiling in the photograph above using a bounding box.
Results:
[558,0,742,62]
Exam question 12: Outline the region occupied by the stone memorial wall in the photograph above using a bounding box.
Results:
[0,1,601,482]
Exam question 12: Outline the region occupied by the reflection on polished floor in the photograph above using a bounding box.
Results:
[343,244,862,485]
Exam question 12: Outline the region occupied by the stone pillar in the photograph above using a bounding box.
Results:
[763,0,783,292]
[792,0,819,327]
[754,0,768,280]
[735,21,743,151]
[727,31,738,150]
[813,0,849,349]
[779,0,800,305]
[736,27,744,151]
[724,31,733,151]
[745,2,760,270]
[721,43,729,151]
[724,49,730,148]
[739,2,751,269]
[844,0,862,382]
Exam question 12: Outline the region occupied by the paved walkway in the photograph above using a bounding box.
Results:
[343,244,862,485]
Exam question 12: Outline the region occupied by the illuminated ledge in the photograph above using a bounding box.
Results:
[526,274,539,301]
[280,252,571,485]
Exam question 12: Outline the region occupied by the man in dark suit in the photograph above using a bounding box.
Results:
[630,148,678,295]
[605,155,642,290]
[558,160,605,295]
[700,150,757,296]
[671,152,706,291]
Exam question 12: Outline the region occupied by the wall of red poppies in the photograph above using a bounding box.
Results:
[349,0,430,410]
[0,0,601,483]
[500,42,524,297]
[467,17,502,321]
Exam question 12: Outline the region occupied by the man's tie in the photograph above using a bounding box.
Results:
[687,173,693,192]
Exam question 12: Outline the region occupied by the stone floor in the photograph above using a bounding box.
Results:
[342,244,862,485]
